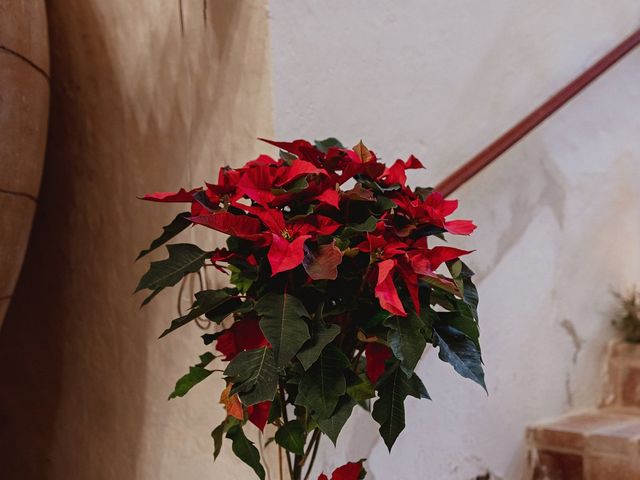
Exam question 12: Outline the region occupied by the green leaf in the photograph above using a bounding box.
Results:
[168,352,215,399]
[227,425,265,480]
[297,345,350,419]
[316,396,356,445]
[314,137,344,153]
[342,216,378,238]
[346,374,375,402]
[372,365,430,451]
[297,323,340,370]
[272,176,309,194]
[255,293,311,368]
[228,264,257,294]
[137,212,191,260]
[438,306,479,349]
[361,309,392,332]
[433,324,486,392]
[135,243,210,299]
[376,195,397,211]
[275,420,306,455]
[160,289,241,338]
[225,347,278,406]
[385,312,429,374]
[212,422,224,460]
[212,416,239,460]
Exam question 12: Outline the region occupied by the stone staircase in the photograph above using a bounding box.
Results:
[527,341,640,479]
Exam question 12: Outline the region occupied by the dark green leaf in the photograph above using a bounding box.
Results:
[438,305,479,349]
[225,347,278,405]
[168,352,215,399]
[316,396,356,445]
[255,293,311,368]
[275,420,306,455]
[227,425,265,480]
[212,422,224,460]
[342,216,378,238]
[160,289,241,338]
[137,212,191,260]
[135,243,210,298]
[314,137,344,153]
[385,312,428,374]
[272,176,309,194]
[372,365,430,450]
[361,309,393,332]
[433,324,486,392]
[212,416,239,460]
[297,345,349,419]
[297,323,340,370]
[376,195,397,211]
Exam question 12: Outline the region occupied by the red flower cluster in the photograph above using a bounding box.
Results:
[139,138,483,480]
[143,138,475,318]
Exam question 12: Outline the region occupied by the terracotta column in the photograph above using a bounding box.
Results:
[0,0,50,326]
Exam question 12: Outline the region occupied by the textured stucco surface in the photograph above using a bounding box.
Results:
[269,2,640,478]
[0,1,274,479]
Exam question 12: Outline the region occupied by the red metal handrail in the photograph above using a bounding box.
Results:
[436,27,640,197]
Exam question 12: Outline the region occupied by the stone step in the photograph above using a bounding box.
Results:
[527,410,640,479]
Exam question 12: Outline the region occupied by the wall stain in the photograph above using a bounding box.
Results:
[560,318,583,363]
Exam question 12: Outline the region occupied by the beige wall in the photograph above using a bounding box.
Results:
[269,2,640,478]
[0,1,274,478]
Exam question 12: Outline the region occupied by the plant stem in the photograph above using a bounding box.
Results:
[299,429,320,466]
[303,432,322,480]
[279,380,294,479]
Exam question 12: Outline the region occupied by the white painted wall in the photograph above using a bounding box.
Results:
[268,2,640,478]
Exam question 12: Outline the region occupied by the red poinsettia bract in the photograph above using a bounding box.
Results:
[318,461,366,480]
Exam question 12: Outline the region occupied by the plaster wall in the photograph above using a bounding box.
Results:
[0,1,274,479]
[269,2,640,478]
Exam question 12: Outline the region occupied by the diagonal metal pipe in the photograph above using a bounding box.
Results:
[436,27,640,197]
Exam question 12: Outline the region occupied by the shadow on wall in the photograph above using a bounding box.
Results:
[0,0,258,478]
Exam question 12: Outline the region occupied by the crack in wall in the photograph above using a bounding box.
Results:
[559,319,582,407]
[559,318,583,364]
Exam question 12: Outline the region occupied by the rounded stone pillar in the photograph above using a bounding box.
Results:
[0,0,50,326]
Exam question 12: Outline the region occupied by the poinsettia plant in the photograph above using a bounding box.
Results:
[136,138,485,480]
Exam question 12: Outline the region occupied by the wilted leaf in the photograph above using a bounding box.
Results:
[353,140,373,162]
[303,242,343,280]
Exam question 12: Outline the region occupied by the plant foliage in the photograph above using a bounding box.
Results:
[136,138,485,479]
